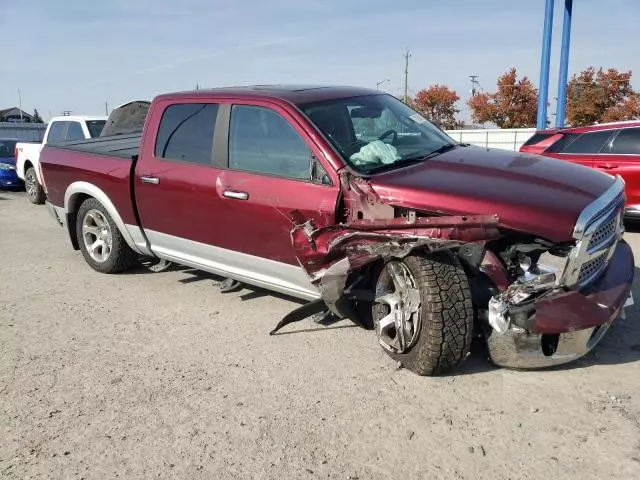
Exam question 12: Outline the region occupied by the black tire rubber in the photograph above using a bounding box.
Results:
[373,252,474,376]
[25,167,46,204]
[76,198,137,274]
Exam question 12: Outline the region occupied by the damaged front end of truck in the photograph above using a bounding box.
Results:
[274,171,634,371]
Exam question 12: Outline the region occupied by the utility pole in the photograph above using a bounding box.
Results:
[403,49,411,102]
[18,89,24,123]
[105,101,109,116]
[469,75,479,96]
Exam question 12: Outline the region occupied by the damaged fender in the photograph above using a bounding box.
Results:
[290,172,501,318]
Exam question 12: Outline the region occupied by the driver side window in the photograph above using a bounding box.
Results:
[228,105,311,181]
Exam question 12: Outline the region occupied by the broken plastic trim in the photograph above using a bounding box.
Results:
[487,264,560,335]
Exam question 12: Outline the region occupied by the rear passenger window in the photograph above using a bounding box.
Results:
[561,130,616,154]
[46,122,67,144]
[65,122,84,141]
[155,103,219,165]
[546,132,579,153]
[229,105,310,180]
[610,128,640,154]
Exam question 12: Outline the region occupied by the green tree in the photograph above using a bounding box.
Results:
[32,109,44,123]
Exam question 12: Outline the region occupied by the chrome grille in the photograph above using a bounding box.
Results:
[587,214,617,251]
[561,177,625,288]
[578,252,607,285]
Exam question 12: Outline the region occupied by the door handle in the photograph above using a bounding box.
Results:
[597,164,617,170]
[223,190,249,200]
[140,175,160,184]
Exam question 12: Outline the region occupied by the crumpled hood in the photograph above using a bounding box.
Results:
[368,145,616,242]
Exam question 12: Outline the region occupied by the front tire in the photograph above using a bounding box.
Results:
[372,252,474,375]
[25,167,45,204]
[76,198,137,273]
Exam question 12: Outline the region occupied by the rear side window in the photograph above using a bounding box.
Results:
[545,133,579,153]
[155,103,219,165]
[65,122,84,141]
[609,128,640,154]
[86,120,106,138]
[228,105,310,180]
[560,130,616,154]
[46,121,67,144]
[522,132,554,146]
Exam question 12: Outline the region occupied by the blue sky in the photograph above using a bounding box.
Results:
[1,0,638,121]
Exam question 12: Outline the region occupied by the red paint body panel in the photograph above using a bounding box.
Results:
[38,147,137,225]
[533,240,634,333]
[368,146,615,242]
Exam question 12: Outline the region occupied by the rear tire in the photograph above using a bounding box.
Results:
[25,167,45,204]
[372,252,474,375]
[76,198,137,273]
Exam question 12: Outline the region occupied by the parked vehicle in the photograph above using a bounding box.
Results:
[16,115,107,204]
[520,120,640,217]
[39,86,634,375]
[0,138,22,188]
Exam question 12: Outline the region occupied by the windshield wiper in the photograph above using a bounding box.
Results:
[363,143,458,174]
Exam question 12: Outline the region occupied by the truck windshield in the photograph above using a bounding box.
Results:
[299,94,456,174]
[86,120,106,138]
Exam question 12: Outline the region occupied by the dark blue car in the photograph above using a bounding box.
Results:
[0,138,22,188]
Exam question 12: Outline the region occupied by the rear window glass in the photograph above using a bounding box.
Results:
[86,120,106,138]
[560,130,616,154]
[46,121,67,144]
[155,103,219,165]
[522,132,554,146]
[546,133,579,153]
[65,122,85,141]
[609,128,640,154]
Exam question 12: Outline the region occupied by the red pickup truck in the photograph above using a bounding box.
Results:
[40,86,634,375]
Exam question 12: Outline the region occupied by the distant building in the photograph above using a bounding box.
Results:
[0,107,35,123]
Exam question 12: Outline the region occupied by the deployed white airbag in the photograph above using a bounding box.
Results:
[349,140,401,166]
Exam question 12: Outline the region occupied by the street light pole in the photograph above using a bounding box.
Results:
[376,79,390,91]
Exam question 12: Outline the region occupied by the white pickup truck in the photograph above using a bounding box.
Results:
[16,115,106,204]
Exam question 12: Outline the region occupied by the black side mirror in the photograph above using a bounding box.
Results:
[310,154,331,185]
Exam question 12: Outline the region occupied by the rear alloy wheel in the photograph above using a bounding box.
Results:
[25,167,45,204]
[76,198,137,273]
[372,252,474,375]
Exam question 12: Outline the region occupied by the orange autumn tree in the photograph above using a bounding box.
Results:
[467,68,538,128]
[566,67,640,126]
[411,85,463,129]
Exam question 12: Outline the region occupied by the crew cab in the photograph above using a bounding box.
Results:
[520,120,640,218]
[16,115,106,204]
[39,86,634,375]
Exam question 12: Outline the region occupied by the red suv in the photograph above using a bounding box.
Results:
[520,120,640,217]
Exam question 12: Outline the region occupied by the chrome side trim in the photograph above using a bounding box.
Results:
[64,181,148,256]
[124,223,153,256]
[144,229,320,301]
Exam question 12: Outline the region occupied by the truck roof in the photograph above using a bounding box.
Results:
[154,85,381,105]
[49,115,108,123]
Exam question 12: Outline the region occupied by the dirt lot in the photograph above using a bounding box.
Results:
[1,189,640,480]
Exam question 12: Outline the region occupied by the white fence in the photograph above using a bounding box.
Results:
[444,128,537,151]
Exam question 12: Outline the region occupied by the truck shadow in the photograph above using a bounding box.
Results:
[126,258,640,374]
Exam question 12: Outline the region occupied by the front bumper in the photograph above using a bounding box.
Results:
[488,240,635,369]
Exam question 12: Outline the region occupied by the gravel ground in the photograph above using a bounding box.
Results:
[1,189,640,480]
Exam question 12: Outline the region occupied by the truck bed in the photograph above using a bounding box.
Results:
[52,133,141,159]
